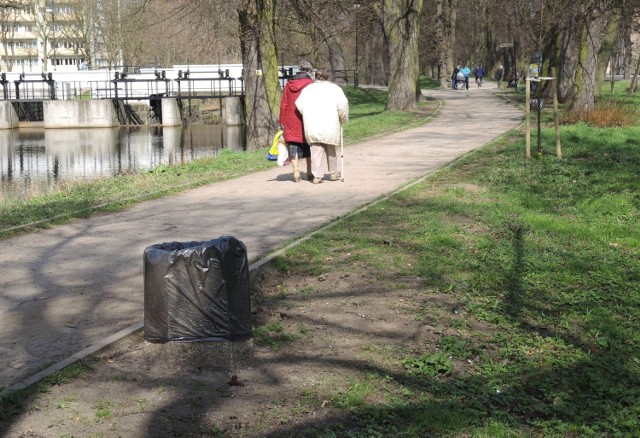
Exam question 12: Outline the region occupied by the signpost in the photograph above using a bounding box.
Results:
[525,71,561,158]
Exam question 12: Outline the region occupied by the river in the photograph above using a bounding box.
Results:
[0,125,245,203]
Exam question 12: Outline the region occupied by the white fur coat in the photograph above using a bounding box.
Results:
[295,81,349,146]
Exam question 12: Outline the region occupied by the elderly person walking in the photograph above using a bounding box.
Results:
[495,65,504,89]
[295,68,349,184]
[279,60,315,182]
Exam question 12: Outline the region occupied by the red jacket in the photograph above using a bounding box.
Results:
[279,73,314,144]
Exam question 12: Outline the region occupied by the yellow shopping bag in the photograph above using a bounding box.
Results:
[267,129,283,161]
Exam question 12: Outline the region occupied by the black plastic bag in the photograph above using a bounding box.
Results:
[143,236,251,343]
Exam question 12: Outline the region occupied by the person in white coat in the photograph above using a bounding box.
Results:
[295,68,349,184]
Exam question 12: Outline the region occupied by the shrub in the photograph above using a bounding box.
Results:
[563,100,638,127]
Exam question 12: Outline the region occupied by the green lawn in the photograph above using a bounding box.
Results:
[274,117,640,436]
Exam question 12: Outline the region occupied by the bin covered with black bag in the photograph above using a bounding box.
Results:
[143,236,251,343]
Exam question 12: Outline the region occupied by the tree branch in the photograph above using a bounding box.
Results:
[0,1,26,9]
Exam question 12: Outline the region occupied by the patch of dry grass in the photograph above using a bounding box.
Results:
[563,100,638,127]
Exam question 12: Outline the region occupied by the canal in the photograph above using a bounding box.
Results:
[0,124,245,203]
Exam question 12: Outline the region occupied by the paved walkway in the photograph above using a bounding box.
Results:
[0,85,522,390]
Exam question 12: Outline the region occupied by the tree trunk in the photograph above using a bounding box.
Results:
[628,53,640,94]
[471,0,488,66]
[446,0,457,76]
[623,19,632,80]
[318,29,347,84]
[571,5,611,111]
[435,0,460,88]
[435,0,449,87]
[382,0,424,111]
[366,20,388,86]
[556,17,579,103]
[594,8,620,96]
[238,0,281,151]
[327,40,346,76]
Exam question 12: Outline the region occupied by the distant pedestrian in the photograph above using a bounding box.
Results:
[279,60,314,182]
[495,65,504,89]
[475,65,485,87]
[451,63,461,90]
[461,64,471,90]
[295,68,349,184]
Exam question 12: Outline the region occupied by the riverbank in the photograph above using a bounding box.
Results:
[0,85,439,239]
[0,82,518,392]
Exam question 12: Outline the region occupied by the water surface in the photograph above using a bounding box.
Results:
[0,125,245,202]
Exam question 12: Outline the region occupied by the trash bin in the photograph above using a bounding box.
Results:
[143,236,252,343]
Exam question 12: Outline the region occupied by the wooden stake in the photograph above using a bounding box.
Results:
[552,68,561,158]
[525,78,531,158]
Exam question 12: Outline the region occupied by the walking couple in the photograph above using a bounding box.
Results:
[279,61,349,184]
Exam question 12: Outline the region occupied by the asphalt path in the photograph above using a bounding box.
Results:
[0,84,522,390]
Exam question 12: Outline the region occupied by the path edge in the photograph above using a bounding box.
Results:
[0,110,520,399]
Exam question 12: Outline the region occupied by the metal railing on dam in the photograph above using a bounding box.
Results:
[0,68,244,102]
[0,65,359,127]
[0,64,359,102]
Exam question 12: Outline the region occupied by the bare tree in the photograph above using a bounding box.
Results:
[283,0,357,82]
[239,0,281,150]
[94,0,124,69]
[121,0,280,149]
[381,0,424,110]
[569,2,612,110]
[28,0,55,71]
[433,0,457,87]
[595,6,623,93]
[58,0,98,69]
[0,1,28,8]
[120,0,241,66]
[366,11,389,85]
[0,5,19,71]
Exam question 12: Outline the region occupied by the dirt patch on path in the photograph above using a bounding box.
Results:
[0,264,482,437]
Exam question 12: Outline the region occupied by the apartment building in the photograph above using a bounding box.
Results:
[0,0,116,73]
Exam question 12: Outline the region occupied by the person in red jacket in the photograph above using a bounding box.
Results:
[279,60,314,182]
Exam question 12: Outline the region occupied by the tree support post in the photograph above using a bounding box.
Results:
[552,68,561,158]
[526,75,560,158]
[525,78,531,158]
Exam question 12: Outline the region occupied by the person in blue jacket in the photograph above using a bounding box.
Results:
[475,65,485,87]
[461,64,471,90]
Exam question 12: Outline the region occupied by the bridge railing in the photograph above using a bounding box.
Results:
[0,72,245,101]
[0,66,358,101]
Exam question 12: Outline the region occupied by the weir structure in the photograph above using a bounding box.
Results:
[0,65,254,129]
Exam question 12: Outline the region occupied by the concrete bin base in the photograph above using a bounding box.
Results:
[142,338,254,372]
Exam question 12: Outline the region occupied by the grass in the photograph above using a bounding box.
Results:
[0,86,437,240]
[419,76,441,90]
[2,78,639,436]
[249,80,640,436]
[253,322,297,349]
[0,360,94,421]
[269,117,640,436]
[93,398,114,420]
